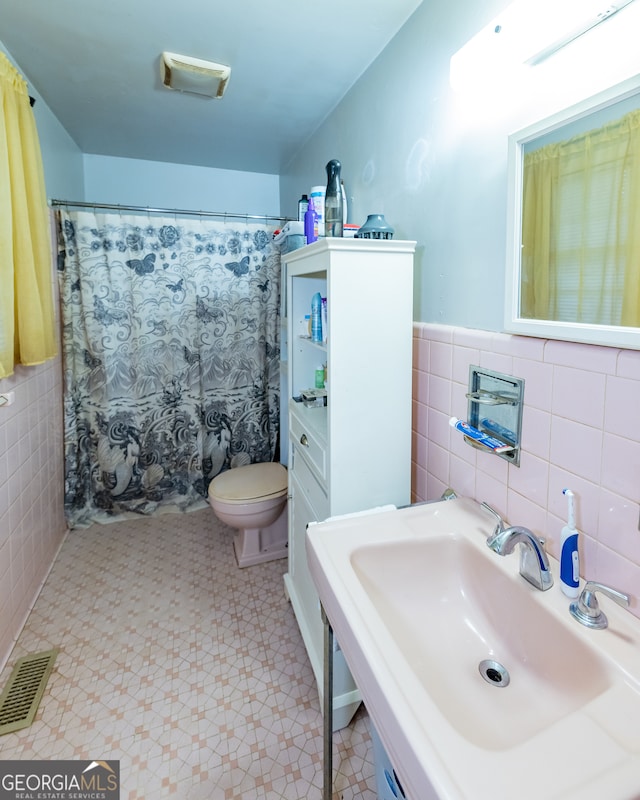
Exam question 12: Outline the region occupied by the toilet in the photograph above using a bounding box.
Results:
[207,462,288,568]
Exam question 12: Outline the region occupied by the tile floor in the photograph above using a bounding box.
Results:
[0,509,377,799]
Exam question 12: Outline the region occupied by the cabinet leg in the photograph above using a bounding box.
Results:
[322,606,333,800]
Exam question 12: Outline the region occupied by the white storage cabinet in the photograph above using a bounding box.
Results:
[282,238,415,730]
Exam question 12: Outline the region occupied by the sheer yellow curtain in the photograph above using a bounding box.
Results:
[621,113,640,326]
[521,146,556,320]
[0,52,57,379]
[521,109,640,327]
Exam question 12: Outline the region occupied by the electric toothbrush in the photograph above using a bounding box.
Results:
[560,488,580,598]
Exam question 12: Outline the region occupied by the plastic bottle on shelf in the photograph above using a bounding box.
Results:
[311,292,323,343]
[315,365,325,389]
[310,186,325,236]
[297,194,309,222]
[341,180,348,225]
[321,297,328,343]
[304,200,317,244]
[324,159,343,237]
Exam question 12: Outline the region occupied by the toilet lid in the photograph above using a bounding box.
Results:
[208,462,288,503]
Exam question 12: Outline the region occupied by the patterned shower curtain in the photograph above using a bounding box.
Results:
[56,210,282,528]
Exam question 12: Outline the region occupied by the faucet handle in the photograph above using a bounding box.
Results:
[570,581,631,630]
[480,502,505,538]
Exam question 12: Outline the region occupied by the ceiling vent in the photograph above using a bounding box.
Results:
[161,52,231,99]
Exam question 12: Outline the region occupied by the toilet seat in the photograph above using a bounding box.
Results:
[208,462,287,505]
[207,462,289,568]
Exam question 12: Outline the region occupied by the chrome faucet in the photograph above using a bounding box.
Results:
[485,521,554,591]
[480,502,505,538]
[569,581,630,629]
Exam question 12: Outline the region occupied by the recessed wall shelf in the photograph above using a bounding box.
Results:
[466,366,525,466]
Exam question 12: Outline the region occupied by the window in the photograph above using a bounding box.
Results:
[521,108,640,328]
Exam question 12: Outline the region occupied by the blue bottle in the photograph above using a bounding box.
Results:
[311,292,322,343]
[304,200,317,244]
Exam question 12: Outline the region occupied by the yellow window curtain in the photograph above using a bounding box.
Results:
[0,52,57,379]
[521,108,640,328]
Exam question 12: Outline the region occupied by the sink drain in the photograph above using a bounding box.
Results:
[478,659,510,687]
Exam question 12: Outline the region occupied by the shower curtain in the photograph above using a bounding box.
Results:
[56,209,281,528]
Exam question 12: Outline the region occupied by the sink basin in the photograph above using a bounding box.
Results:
[352,534,610,750]
[306,497,640,800]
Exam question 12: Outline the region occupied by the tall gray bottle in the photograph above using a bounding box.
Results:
[324,159,343,237]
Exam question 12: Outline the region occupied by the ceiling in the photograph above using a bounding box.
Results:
[2,0,423,175]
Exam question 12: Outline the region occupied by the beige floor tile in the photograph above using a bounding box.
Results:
[0,509,378,799]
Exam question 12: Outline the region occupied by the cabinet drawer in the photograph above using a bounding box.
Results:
[291,448,329,521]
[290,409,326,480]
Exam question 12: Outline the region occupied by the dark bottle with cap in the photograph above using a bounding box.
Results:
[297,194,309,222]
[324,159,343,237]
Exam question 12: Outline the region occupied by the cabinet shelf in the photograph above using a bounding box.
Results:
[296,335,327,352]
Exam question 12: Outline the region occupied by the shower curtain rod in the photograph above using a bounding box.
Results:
[49,198,290,224]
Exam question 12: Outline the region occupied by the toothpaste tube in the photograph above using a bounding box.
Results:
[449,417,514,453]
[480,417,517,443]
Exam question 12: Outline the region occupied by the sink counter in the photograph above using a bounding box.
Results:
[306,497,640,800]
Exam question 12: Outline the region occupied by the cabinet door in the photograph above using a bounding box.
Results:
[288,464,328,672]
[288,451,328,582]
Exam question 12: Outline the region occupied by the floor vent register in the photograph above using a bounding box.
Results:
[0,649,59,735]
